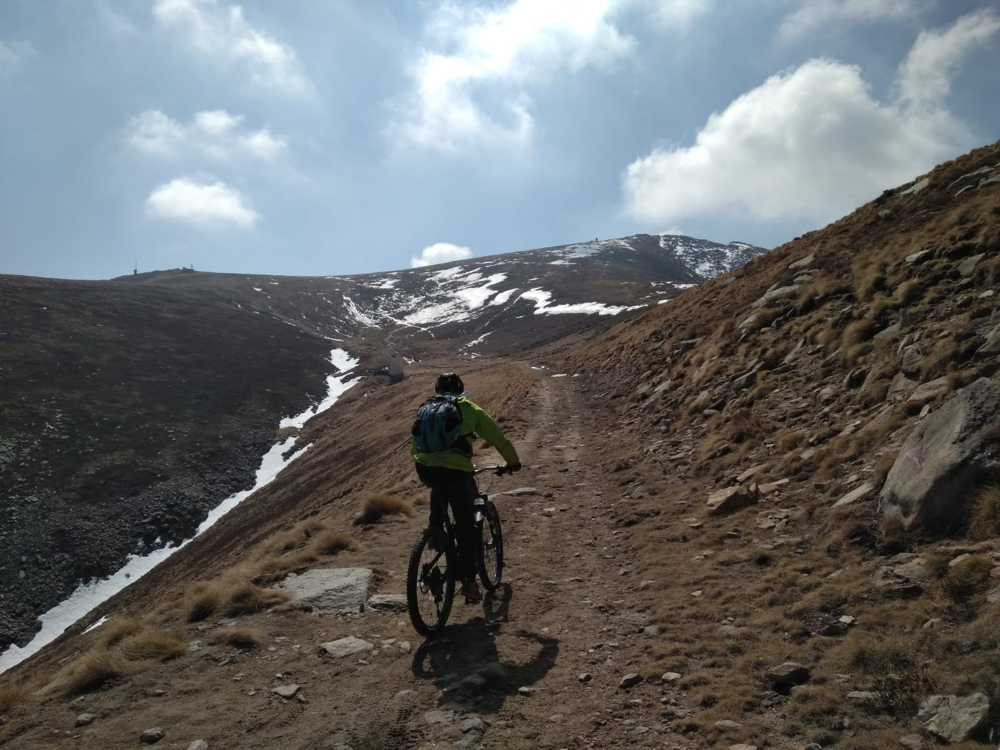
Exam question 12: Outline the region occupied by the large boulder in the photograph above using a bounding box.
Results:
[279,568,373,614]
[879,379,1000,530]
[918,693,989,743]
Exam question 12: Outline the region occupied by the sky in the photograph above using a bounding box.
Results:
[0,1,998,280]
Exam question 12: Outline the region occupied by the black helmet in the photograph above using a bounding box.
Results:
[435,372,464,394]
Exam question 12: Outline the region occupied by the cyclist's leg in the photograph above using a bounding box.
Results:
[446,473,480,584]
[415,463,446,529]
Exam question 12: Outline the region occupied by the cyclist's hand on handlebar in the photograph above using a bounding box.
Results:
[503,462,522,474]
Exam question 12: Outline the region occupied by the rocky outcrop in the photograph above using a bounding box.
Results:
[879,379,1000,530]
[279,568,373,614]
[918,693,989,743]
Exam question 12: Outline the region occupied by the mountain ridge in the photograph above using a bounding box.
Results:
[0,230,765,653]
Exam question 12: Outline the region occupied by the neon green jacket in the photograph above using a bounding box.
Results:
[411,395,520,473]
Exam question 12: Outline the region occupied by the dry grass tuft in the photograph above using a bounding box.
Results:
[745,307,786,333]
[60,649,135,696]
[118,630,187,662]
[728,409,766,444]
[221,581,289,617]
[843,630,917,678]
[210,627,265,649]
[311,530,355,556]
[943,554,992,601]
[185,577,288,622]
[968,485,1000,541]
[895,279,924,307]
[99,616,141,647]
[354,492,414,525]
[185,587,221,623]
[0,678,31,713]
[878,514,917,553]
[843,318,879,347]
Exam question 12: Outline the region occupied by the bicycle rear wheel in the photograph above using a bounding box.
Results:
[477,501,504,592]
[407,527,455,637]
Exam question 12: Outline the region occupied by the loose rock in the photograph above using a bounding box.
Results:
[75,714,95,727]
[280,568,373,614]
[833,482,874,508]
[766,662,810,687]
[619,673,643,689]
[918,692,989,743]
[707,486,759,515]
[319,636,374,659]
[140,728,166,744]
[880,378,1000,529]
[272,684,300,699]
[366,594,407,612]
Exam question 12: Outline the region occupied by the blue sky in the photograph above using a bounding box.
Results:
[0,1,998,280]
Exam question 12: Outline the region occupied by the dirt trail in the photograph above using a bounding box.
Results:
[356,369,689,749]
[3,370,691,750]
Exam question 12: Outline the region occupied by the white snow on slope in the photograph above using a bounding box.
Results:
[342,294,379,328]
[518,288,645,317]
[280,349,360,429]
[0,349,359,675]
[490,288,518,306]
[402,273,507,326]
[463,331,493,349]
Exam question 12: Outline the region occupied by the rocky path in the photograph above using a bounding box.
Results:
[385,371,694,749]
[2,370,696,750]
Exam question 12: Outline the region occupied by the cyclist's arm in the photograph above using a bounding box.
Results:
[466,401,520,466]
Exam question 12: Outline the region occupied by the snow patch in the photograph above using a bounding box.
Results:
[489,288,518,306]
[279,349,360,429]
[518,288,645,317]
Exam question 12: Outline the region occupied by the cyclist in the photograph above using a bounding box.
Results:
[411,372,521,604]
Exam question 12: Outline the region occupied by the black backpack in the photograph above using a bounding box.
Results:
[412,396,470,456]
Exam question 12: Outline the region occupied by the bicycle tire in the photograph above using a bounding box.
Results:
[477,501,504,592]
[406,527,455,637]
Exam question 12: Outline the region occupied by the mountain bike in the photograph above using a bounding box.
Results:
[406,465,509,637]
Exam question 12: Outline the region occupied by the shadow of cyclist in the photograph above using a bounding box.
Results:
[410,584,559,714]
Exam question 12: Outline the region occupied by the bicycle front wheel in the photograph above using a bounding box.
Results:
[478,501,504,592]
[407,527,455,637]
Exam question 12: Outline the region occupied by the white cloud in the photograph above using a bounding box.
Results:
[411,243,474,268]
[896,8,1000,107]
[97,2,139,36]
[125,109,287,161]
[388,0,635,152]
[146,177,259,228]
[194,109,243,135]
[153,0,312,95]
[622,11,999,228]
[636,0,714,29]
[779,0,925,40]
[0,40,35,77]
[240,129,287,160]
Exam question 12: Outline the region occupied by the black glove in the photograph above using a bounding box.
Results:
[505,462,522,474]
